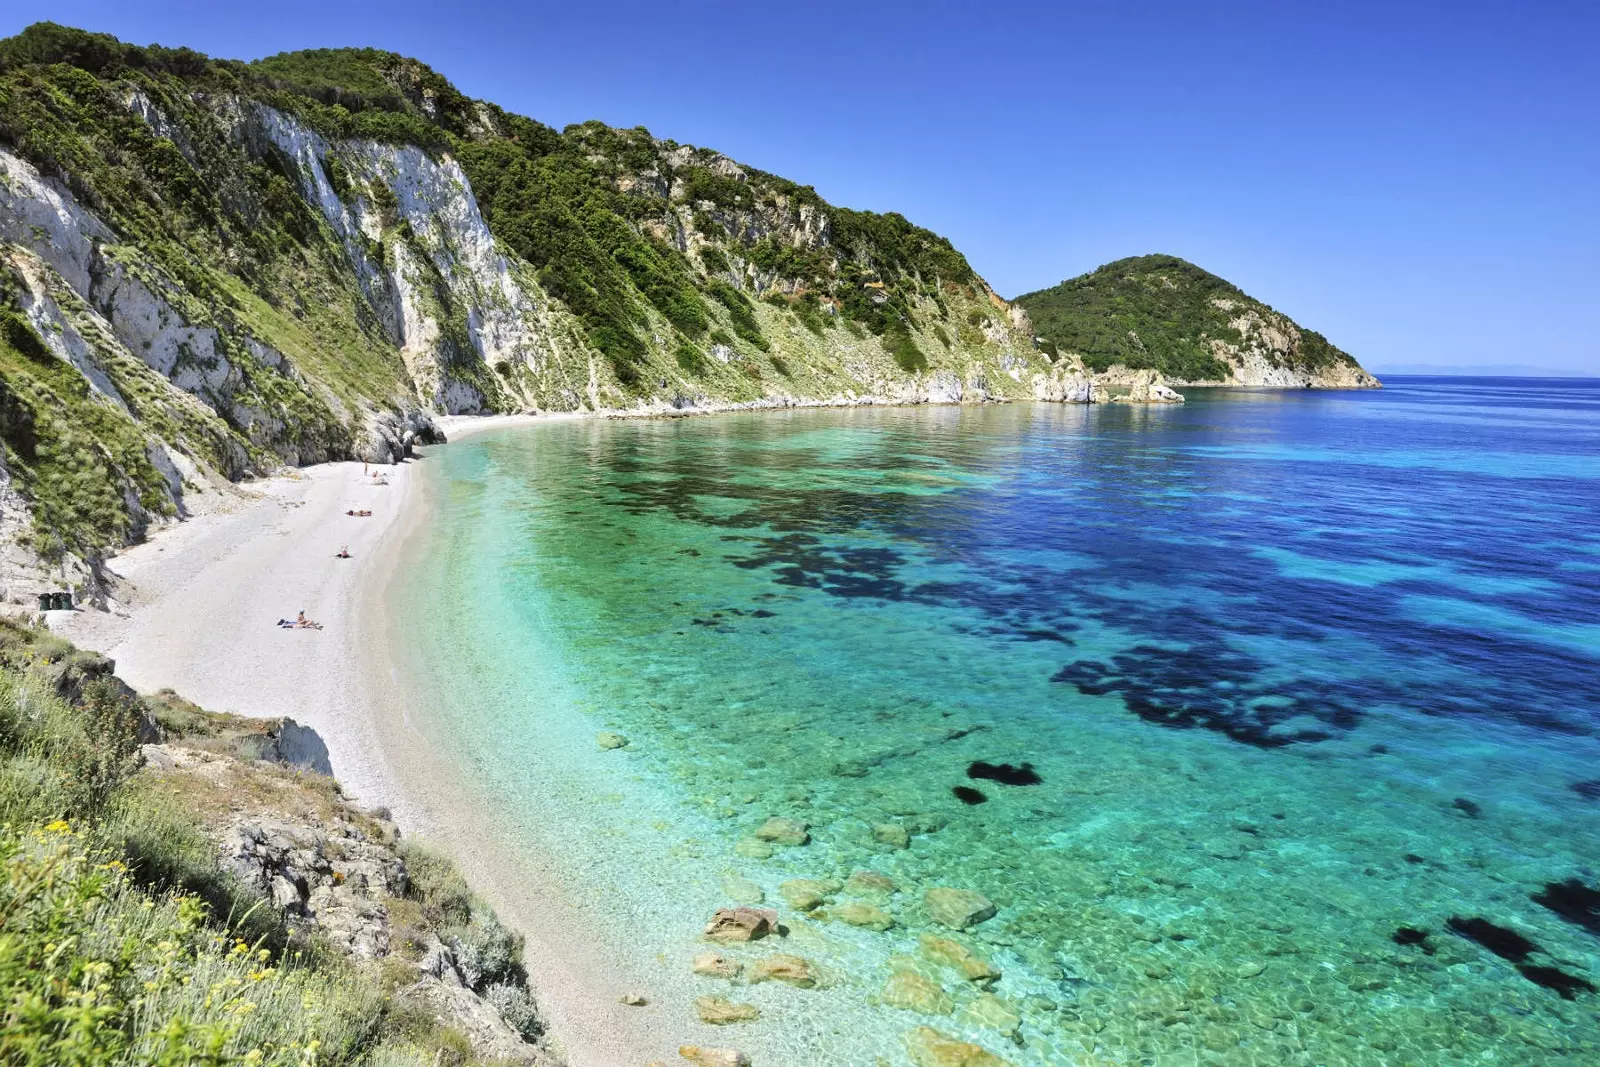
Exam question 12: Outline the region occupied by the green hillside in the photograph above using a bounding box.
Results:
[1015,254,1363,383]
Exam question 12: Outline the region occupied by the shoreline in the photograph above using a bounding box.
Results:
[52,419,710,1065]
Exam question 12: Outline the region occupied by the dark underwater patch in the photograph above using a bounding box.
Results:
[1452,797,1483,819]
[1391,926,1434,954]
[1053,642,1361,748]
[1532,879,1600,937]
[1516,964,1596,1000]
[1446,916,1539,963]
[952,785,988,805]
[1572,779,1600,800]
[967,760,1042,786]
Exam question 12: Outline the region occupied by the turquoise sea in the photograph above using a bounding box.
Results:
[394,378,1600,1065]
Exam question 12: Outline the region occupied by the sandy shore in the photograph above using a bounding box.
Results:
[54,418,680,1066]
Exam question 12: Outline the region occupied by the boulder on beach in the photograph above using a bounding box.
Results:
[679,1047,751,1067]
[596,730,629,749]
[754,816,810,846]
[749,953,819,988]
[881,970,953,1015]
[695,996,761,1025]
[704,907,779,943]
[924,888,996,930]
[619,991,647,1006]
[779,878,832,911]
[692,952,744,980]
[904,1026,1013,1067]
[919,934,1001,986]
[835,902,896,931]
[873,823,911,850]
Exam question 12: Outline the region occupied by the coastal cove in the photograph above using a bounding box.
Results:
[59,380,1600,1066]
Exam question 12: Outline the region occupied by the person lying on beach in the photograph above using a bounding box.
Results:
[293,611,324,630]
[345,509,373,517]
[336,545,351,558]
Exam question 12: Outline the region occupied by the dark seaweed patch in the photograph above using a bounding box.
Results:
[952,785,988,805]
[1532,879,1600,937]
[968,760,1042,786]
[1391,927,1434,954]
[1053,642,1360,748]
[751,609,777,618]
[1516,965,1596,1000]
[1446,916,1539,963]
[1572,780,1600,800]
[1452,797,1482,819]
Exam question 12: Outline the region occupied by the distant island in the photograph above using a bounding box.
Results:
[1015,254,1379,389]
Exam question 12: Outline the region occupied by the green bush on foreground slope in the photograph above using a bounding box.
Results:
[0,619,538,1066]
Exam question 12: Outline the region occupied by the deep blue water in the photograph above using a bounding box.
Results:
[403,377,1600,1065]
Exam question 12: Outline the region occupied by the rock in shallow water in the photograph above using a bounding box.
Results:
[873,823,911,849]
[692,952,743,980]
[749,953,819,987]
[754,816,810,846]
[835,902,896,931]
[881,969,953,1014]
[924,887,997,930]
[845,869,900,899]
[679,1046,751,1067]
[596,730,629,749]
[694,996,761,1024]
[703,907,778,943]
[904,1025,1013,1067]
[918,934,1001,986]
[779,878,832,911]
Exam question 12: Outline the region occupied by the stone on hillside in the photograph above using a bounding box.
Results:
[924,887,996,930]
[679,1046,751,1067]
[596,731,629,749]
[904,1026,1013,1067]
[845,870,900,899]
[835,902,896,931]
[695,996,761,1025]
[873,823,911,849]
[749,953,820,988]
[962,992,1021,1036]
[692,953,743,980]
[703,907,778,943]
[779,878,832,911]
[619,991,647,1006]
[881,970,953,1015]
[918,934,1001,986]
[754,816,810,846]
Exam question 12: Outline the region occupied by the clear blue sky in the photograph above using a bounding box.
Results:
[4,1,1596,373]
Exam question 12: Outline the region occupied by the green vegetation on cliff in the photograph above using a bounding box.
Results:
[1015,254,1357,381]
[0,619,545,1065]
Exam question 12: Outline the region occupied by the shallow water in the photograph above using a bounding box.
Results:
[396,379,1600,1065]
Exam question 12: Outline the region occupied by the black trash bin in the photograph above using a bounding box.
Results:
[52,592,72,611]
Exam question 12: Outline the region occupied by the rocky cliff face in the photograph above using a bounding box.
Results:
[0,24,1073,588]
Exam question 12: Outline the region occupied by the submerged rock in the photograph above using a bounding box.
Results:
[694,996,761,1024]
[692,953,743,980]
[881,970,953,1014]
[924,888,997,930]
[754,816,810,846]
[919,934,1001,986]
[749,953,819,988]
[904,1025,1013,1067]
[679,1046,751,1067]
[596,731,629,750]
[779,878,832,911]
[733,837,775,859]
[873,823,911,850]
[845,870,900,899]
[720,873,765,905]
[704,907,778,943]
[835,902,896,931]
[961,992,1021,1036]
